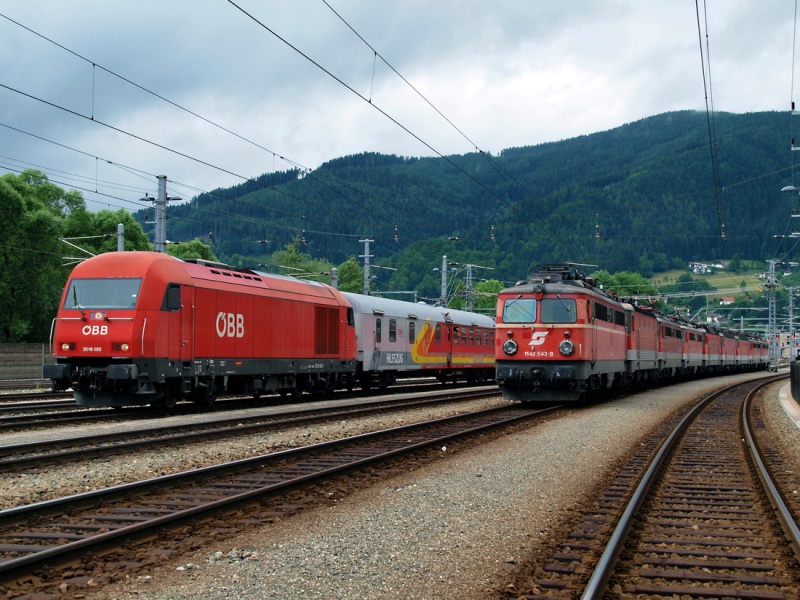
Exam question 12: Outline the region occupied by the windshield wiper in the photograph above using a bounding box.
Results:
[556,294,572,313]
[72,286,86,319]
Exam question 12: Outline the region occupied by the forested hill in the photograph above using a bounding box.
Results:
[140,110,792,294]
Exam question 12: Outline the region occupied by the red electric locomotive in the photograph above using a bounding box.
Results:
[495,264,630,401]
[44,251,357,407]
[495,264,768,402]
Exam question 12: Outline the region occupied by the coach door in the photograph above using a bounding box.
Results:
[446,322,454,367]
[590,301,598,365]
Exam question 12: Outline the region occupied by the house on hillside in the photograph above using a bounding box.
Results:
[689,261,727,274]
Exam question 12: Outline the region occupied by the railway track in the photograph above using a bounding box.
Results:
[0,402,554,595]
[0,379,51,392]
[513,375,800,598]
[0,391,71,404]
[0,379,491,427]
[0,389,499,471]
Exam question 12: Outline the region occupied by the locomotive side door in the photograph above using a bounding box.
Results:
[180,285,194,362]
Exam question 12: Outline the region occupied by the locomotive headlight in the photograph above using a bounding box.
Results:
[112,343,130,352]
[60,342,75,351]
[559,340,575,356]
[502,339,519,355]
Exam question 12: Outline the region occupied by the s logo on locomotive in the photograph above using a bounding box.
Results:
[529,331,549,347]
[216,312,244,338]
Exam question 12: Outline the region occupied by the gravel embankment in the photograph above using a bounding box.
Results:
[9,373,799,599]
[1,394,510,509]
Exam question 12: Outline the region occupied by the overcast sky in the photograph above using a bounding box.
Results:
[0,0,795,215]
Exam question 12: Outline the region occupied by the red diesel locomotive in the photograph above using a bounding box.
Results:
[494,264,768,402]
[43,251,495,408]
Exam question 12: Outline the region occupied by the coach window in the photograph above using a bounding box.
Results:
[540,298,577,323]
[389,319,397,342]
[503,298,536,323]
[375,318,382,343]
[453,326,460,345]
[409,321,416,343]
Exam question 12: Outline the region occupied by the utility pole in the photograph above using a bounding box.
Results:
[464,263,495,312]
[117,223,124,252]
[141,175,181,253]
[766,260,778,370]
[440,255,448,306]
[359,238,373,295]
[789,287,795,360]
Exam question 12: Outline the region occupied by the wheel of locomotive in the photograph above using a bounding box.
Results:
[191,378,217,408]
[156,382,178,409]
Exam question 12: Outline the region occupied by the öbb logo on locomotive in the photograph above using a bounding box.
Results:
[82,325,108,335]
[216,312,244,338]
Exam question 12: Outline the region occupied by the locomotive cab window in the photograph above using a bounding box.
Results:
[540,298,577,323]
[389,319,397,342]
[409,321,416,343]
[503,298,536,323]
[64,278,142,310]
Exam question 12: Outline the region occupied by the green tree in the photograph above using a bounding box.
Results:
[728,253,742,273]
[91,210,152,253]
[270,239,334,282]
[0,171,82,342]
[471,279,503,313]
[336,257,363,293]
[167,239,217,261]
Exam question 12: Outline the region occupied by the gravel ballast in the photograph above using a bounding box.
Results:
[10,372,799,599]
[73,374,800,600]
